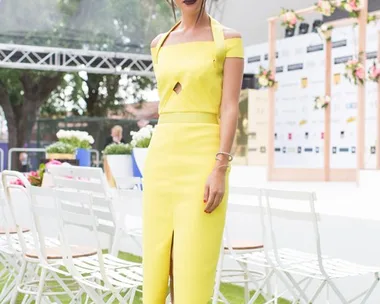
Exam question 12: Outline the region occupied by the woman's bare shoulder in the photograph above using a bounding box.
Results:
[151,33,165,48]
[222,27,242,40]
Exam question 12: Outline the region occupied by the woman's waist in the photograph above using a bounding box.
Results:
[158,112,219,125]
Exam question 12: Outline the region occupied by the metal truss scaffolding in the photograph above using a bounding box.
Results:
[0,43,154,77]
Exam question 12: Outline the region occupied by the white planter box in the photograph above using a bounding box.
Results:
[106,155,133,179]
[133,148,148,176]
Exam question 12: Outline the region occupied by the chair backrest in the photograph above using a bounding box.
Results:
[54,189,107,280]
[224,186,263,257]
[28,186,61,265]
[260,188,322,270]
[49,166,116,249]
[114,176,143,190]
[48,166,109,197]
[1,170,32,255]
[111,186,143,255]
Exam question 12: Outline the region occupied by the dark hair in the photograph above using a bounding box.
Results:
[168,0,206,23]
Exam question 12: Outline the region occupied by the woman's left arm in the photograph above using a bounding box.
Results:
[204,34,244,213]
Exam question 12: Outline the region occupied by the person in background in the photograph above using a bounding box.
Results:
[104,125,125,149]
[19,152,29,172]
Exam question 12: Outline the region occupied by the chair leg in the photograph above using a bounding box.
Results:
[243,270,250,304]
[212,249,224,304]
[35,267,47,304]
[10,260,27,304]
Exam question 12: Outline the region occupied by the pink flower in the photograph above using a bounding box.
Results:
[291,17,297,25]
[47,160,62,166]
[269,74,275,80]
[350,0,358,10]
[262,70,267,75]
[355,67,365,79]
[10,179,25,187]
[29,171,39,177]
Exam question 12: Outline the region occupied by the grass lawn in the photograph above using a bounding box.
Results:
[6,252,290,304]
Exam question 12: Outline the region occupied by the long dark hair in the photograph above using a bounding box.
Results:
[167,0,206,22]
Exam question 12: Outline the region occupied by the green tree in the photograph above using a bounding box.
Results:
[0,0,172,156]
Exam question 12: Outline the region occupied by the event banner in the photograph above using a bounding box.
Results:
[244,23,378,169]
[247,89,268,166]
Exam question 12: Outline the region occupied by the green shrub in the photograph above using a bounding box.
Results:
[46,142,76,154]
[103,143,133,155]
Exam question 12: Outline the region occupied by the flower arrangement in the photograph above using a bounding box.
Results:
[130,125,154,148]
[11,163,48,188]
[46,142,76,154]
[279,8,304,29]
[317,24,334,41]
[338,0,361,17]
[368,62,380,82]
[314,95,331,110]
[344,59,365,85]
[103,143,133,155]
[257,66,276,88]
[316,0,336,16]
[56,130,94,149]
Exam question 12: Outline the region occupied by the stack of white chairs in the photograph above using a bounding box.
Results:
[224,187,380,303]
[2,171,74,303]
[1,168,143,303]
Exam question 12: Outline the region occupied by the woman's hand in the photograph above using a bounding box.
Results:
[203,165,228,214]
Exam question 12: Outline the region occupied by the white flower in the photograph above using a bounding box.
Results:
[131,140,137,146]
[321,1,332,15]
[321,24,328,31]
[344,3,353,12]
[259,76,269,87]
[315,97,324,109]
[86,135,94,144]
[335,0,342,6]
[325,96,331,102]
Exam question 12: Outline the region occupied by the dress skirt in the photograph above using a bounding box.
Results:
[142,116,229,304]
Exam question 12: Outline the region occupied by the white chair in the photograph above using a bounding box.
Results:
[0,188,26,303]
[54,189,143,303]
[48,165,116,252]
[1,170,77,304]
[112,178,143,256]
[255,188,380,303]
[213,187,271,304]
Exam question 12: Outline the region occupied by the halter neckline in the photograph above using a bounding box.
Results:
[153,15,225,66]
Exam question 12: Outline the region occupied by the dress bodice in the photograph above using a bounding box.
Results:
[151,17,244,115]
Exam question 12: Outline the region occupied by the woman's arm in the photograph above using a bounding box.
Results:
[204,32,244,213]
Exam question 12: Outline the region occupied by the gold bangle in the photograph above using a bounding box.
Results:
[215,152,233,162]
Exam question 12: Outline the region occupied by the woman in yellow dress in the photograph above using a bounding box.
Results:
[143,0,244,302]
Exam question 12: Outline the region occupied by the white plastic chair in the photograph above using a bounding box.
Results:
[255,188,380,303]
[54,189,143,303]
[213,187,270,304]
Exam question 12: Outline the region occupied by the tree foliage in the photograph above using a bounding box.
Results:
[0,0,172,158]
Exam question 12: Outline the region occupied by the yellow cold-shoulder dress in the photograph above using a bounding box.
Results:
[142,17,244,304]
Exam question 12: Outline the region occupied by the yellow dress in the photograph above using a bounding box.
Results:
[143,17,244,304]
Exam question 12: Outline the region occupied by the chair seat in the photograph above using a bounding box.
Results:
[0,227,30,234]
[224,241,263,251]
[238,248,380,279]
[25,246,97,260]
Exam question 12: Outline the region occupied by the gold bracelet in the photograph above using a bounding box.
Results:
[215,152,233,162]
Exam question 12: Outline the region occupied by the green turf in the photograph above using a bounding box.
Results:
[5,252,290,304]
